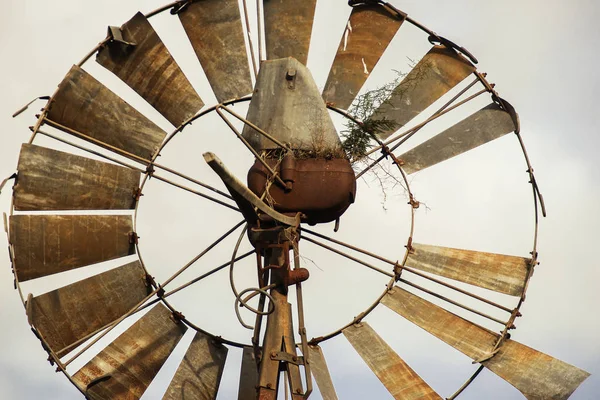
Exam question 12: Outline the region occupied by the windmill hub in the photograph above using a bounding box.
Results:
[244,57,357,225]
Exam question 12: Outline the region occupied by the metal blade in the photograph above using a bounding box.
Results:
[343,322,441,399]
[47,65,166,161]
[407,243,530,296]
[178,0,253,103]
[322,4,404,109]
[10,215,134,282]
[398,103,516,174]
[382,287,590,399]
[484,340,590,400]
[163,331,228,400]
[263,0,317,65]
[371,45,475,139]
[97,12,204,127]
[30,261,151,357]
[73,303,187,399]
[307,345,338,400]
[238,347,258,400]
[14,144,140,211]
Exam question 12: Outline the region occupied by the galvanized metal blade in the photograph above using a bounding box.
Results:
[322,4,404,109]
[243,57,341,152]
[237,347,259,400]
[371,45,476,140]
[382,287,590,399]
[10,215,135,282]
[96,12,204,127]
[72,303,187,400]
[263,0,317,65]
[163,331,228,400]
[398,103,516,174]
[178,0,253,103]
[47,65,166,161]
[29,261,151,357]
[406,243,530,296]
[343,322,441,399]
[13,144,140,211]
[307,345,338,400]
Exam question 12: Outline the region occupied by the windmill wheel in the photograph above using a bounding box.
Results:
[5,1,589,399]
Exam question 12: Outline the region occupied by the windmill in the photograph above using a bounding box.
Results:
[2,0,590,399]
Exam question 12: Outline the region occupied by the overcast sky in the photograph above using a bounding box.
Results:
[0,1,598,399]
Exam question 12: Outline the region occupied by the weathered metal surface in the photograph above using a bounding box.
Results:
[243,57,342,152]
[237,347,258,400]
[343,322,441,399]
[372,45,475,139]
[97,12,204,127]
[163,331,228,400]
[263,0,317,65]
[203,152,298,227]
[30,261,150,357]
[398,103,516,174]
[10,215,134,282]
[406,243,529,296]
[382,287,590,399]
[484,339,590,400]
[258,248,303,399]
[73,303,187,399]
[322,5,404,109]
[14,144,140,211]
[179,0,253,103]
[382,286,499,361]
[47,66,166,161]
[247,157,356,224]
[307,345,338,400]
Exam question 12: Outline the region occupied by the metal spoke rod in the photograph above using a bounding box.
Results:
[41,118,234,202]
[215,107,287,188]
[35,129,239,212]
[302,228,513,314]
[61,220,245,367]
[302,236,394,278]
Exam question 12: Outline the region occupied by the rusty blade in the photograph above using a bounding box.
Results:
[382,287,590,399]
[164,331,228,400]
[10,215,134,282]
[47,65,166,160]
[14,144,140,211]
[407,243,530,296]
[307,345,338,400]
[484,340,590,400]
[30,261,151,357]
[398,103,516,174]
[179,0,253,103]
[343,322,441,399]
[322,4,404,109]
[263,0,317,65]
[73,303,187,399]
[372,45,475,139]
[97,12,204,127]
[238,347,258,400]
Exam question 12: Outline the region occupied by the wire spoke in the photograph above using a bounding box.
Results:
[35,129,239,212]
[301,228,513,313]
[61,220,245,367]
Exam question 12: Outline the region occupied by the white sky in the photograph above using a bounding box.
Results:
[0,0,598,399]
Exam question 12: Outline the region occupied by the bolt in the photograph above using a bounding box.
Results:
[296,389,302,394]
[292,356,298,362]
[271,351,277,358]
[267,383,273,389]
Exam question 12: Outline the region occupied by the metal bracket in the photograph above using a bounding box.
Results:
[107,26,136,47]
[428,35,478,65]
[270,351,305,366]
